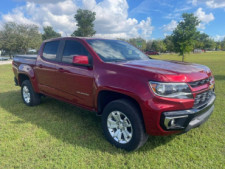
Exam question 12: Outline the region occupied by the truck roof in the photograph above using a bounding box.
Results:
[43,37,117,43]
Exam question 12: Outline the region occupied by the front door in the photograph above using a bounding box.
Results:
[55,39,94,108]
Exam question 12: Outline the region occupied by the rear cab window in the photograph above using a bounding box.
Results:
[43,41,60,61]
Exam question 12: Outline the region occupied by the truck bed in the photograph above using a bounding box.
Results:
[14,55,37,59]
[13,55,37,66]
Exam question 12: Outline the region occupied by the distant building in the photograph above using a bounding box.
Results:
[194,49,204,53]
[28,49,37,53]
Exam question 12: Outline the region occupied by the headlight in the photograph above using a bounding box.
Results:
[149,81,193,99]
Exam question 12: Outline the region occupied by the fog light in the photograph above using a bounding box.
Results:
[170,119,175,127]
[164,115,188,129]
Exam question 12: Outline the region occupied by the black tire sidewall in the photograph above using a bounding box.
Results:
[102,99,145,151]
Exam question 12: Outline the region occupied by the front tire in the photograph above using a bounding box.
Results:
[102,99,148,151]
[21,80,40,106]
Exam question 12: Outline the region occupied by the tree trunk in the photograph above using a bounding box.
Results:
[182,54,184,62]
[9,52,12,59]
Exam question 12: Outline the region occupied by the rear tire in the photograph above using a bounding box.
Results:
[21,80,40,106]
[102,99,148,151]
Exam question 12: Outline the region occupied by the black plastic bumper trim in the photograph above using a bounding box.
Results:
[161,94,216,131]
[14,77,19,86]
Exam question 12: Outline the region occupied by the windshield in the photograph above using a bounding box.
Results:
[86,39,149,62]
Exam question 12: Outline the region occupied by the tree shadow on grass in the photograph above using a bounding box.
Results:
[0,90,175,154]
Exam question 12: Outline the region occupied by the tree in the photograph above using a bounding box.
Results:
[0,22,19,57]
[146,40,153,51]
[0,22,42,57]
[71,9,96,37]
[221,38,225,51]
[117,38,127,42]
[163,36,174,52]
[204,38,216,50]
[215,42,221,51]
[42,26,61,40]
[128,38,146,51]
[195,33,209,50]
[18,24,42,54]
[172,13,200,61]
[151,40,166,52]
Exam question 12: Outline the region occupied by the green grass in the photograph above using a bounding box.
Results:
[0,52,224,168]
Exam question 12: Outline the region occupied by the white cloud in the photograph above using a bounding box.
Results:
[0,0,154,39]
[194,8,214,29]
[164,13,181,20]
[174,6,192,12]
[195,8,214,23]
[189,0,225,8]
[206,0,225,8]
[24,0,66,4]
[83,0,153,39]
[197,23,206,29]
[2,7,38,26]
[137,17,154,38]
[187,0,196,6]
[163,33,168,37]
[191,0,198,6]
[1,1,77,35]
[162,20,178,32]
[213,35,225,41]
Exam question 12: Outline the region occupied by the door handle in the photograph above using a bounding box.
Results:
[58,68,65,72]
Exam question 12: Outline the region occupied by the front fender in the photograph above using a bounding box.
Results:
[18,64,35,78]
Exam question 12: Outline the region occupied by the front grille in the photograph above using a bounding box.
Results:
[194,90,213,108]
[189,76,212,88]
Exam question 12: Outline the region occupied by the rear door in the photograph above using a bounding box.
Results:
[35,40,62,96]
[55,39,94,108]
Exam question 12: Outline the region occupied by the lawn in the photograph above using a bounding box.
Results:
[0,52,224,168]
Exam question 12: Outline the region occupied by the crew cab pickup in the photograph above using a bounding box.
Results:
[12,37,216,151]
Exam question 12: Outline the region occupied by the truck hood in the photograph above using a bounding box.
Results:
[115,59,211,82]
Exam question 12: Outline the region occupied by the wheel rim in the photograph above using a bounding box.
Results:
[23,86,31,103]
[107,111,133,144]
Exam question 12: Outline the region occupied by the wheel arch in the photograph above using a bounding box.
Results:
[18,73,30,86]
[97,90,145,128]
[17,64,39,92]
[18,73,39,93]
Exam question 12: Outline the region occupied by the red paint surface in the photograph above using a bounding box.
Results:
[12,37,215,136]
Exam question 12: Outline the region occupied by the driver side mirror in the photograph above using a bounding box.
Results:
[72,55,90,67]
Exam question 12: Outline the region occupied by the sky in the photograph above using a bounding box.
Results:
[0,0,225,41]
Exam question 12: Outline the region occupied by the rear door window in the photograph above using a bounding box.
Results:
[62,40,89,64]
[43,41,60,60]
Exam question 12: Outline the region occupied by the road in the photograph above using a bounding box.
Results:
[0,60,12,65]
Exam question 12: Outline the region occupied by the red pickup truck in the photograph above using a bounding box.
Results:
[12,37,216,151]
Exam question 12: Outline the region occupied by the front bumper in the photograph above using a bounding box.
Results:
[161,94,216,132]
